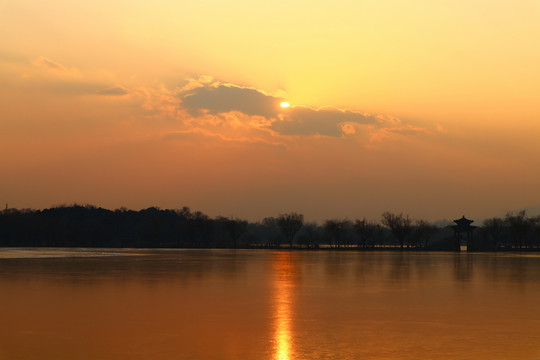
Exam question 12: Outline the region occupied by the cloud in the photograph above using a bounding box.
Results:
[26,56,133,97]
[176,78,379,137]
[174,76,434,142]
[37,81,132,97]
[179,83,282,118]
[369,124,434,142]
[162,128,286,148]
[96,86,129,96]
[33,56,67,72]
[388,126,425,136]
[271,106,378,137]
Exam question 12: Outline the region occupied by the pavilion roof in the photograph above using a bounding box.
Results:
[453,216,474,226]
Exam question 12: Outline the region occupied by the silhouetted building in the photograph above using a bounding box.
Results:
[452,216,476,251]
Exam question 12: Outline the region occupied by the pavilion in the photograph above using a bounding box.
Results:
[452,216,476,251]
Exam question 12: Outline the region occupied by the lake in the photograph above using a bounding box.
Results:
[1,249,540,359]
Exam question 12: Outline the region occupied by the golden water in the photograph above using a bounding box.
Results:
[1,249,539,359]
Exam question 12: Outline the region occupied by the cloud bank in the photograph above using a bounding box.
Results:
[273,106,378,137]
[176,78,405,139]
[181,84,281,118]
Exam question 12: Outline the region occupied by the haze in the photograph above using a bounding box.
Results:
[1,0,540,221]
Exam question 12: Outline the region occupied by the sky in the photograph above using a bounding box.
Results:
[1,0,540,222]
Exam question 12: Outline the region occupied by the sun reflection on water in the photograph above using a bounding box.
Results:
[273,252,294,360]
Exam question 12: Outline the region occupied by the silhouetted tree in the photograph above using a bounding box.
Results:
[481,217,506,249]
[188,211,211,247]
[353,218,378,248]
[262,217,283,247]
[6,204,540,252]
[381,212,412,248]
[412,220,437,249]
[533,216,540,249]
[276,213,304,248]
[505,211,535,249]
[297,222,322,248]
[324,219,350,248]
[217,216,247,248]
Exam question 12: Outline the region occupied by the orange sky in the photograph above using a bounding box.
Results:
[1,0,540,222]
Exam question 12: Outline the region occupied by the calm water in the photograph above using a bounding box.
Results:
[1,249,540,360]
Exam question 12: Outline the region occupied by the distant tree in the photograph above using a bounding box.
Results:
[262,217,283,247]
[353,218,378,248]
[176,206,192,219]
[262,217,276,228]
[533,216,540,249]
[482,217,506,249]
[297,222,322,248]
[217,216,247,248]
[276,213,304,248]
[324,219,350,248]
[412,220,437,248]
[187,211,211,247]
[381,212,412,248]
[505,211,534,249]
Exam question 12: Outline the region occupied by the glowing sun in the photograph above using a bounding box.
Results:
[280,102,290,108]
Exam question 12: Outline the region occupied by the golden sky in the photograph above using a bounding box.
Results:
[1,0,540,221]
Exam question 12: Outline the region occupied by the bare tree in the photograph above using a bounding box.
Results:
[354,218,378,248]
[297,222,322,248]
[381,212,412,248]
[324,219,350,248]
[533,216,540,249]
[482,217,506,249]
[218,216,247,248]
[262,217,281,247]
[505,211,535,249]
[276,213,304,248]
[412,219,437,249]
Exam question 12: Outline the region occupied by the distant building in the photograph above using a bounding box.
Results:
[452,216,476,251]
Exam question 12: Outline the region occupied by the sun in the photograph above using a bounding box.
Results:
[280,102,290,108]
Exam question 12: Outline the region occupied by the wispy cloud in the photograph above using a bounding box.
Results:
[24,56,132,97]
[162,128,287,148]
[369,124,438,143]
[96,86,129,96]
[33,56,67,72]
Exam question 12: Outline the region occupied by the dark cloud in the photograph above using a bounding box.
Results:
[96,86,129,96]
[271,106,378,137]
[180,85,281,118]
[177,79,389,138]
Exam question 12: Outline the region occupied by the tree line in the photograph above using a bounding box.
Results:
[1,204,539,250]
[473,210,540,250]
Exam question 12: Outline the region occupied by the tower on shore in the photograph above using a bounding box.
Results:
[452,216,476,251]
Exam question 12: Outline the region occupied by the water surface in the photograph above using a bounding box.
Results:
[1,249,539,359]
